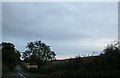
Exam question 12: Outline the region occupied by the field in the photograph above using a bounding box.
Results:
[22,55,120,78]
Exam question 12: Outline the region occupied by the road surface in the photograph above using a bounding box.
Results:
[2,65,47,78]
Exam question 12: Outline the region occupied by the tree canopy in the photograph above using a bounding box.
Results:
[100,41,120,70]
[23,40,56,68]
[2,42,21,70]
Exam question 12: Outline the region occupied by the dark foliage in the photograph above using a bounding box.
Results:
[99,41,120,70]
[23,40,56,68]
[2,40,120,77]
[31,41,120,77]
[2,42,21,71]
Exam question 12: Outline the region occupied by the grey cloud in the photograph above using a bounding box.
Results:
[2,2,118,59]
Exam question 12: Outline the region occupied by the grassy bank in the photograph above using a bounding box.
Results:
[21,42,120,78]
[21,56,120,78]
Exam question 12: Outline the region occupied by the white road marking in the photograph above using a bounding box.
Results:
[19,73,26,78]
[17,65,26,78]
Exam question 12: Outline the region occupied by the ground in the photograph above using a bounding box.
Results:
[2,65,46,78]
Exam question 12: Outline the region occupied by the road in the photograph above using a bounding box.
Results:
[2,65,47,78]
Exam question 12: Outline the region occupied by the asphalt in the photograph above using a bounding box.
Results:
[2,65,47,78]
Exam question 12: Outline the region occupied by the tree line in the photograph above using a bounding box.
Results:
[1,40,120,77]
[35,41,120,77]
[1,40,56,73]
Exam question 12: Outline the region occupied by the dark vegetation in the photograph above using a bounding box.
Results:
[2,42,21,74]
[1,40,120,78]
[23,40,56,68]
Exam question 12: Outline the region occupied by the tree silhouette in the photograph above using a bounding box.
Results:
[100,41,120,70]
[23,40,56,68]
[2,42,21,70]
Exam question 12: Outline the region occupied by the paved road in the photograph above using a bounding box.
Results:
[2,65,47,78]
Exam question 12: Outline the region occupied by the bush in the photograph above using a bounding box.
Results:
[2,64,10,75]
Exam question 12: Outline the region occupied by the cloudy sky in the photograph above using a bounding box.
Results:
[2,2,118,59]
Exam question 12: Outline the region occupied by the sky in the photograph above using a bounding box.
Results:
[2,2,118,59]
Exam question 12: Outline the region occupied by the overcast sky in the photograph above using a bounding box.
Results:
[2,2,118,59]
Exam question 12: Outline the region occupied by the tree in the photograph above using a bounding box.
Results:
[23,40,56,68]
[2,42,21,70]
[100,41,120,70]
